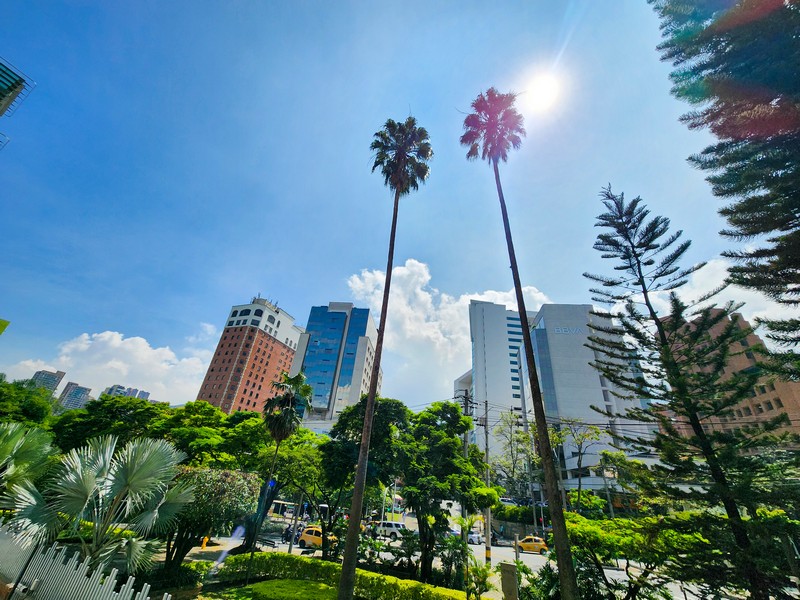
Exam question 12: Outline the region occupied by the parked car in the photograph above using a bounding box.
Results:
[298,526,336,549]
[373,520,408,541]
[498,497,518,506]
[515,535,548,555]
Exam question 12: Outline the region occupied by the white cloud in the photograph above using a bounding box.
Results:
[348,258,551,407]
[3,325,216,405]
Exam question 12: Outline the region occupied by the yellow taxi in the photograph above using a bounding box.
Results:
[515,535,548,555]
[298,526,337,549]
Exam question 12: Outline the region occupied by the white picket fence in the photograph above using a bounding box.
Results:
[0,526,170,600]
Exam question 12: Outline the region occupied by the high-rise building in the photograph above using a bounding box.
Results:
[32,369,66,395]
[59,382,92,410]
[197,296,304,414]
[662,310,800,438]
[0,56,34,150]
[461,301,647,491]
[290,302,381,421]
[104,384,151,400]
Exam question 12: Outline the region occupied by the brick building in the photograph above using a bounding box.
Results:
[197,297,304,414]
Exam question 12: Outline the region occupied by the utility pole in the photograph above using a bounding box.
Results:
[456,388,473,599]
[484,396,492,566]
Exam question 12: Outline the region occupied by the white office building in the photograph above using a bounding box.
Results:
[460,301,650,494]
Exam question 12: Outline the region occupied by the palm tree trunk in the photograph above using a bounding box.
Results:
[338,188,400,600]
[492,159,580,600]
[245,440,282,584]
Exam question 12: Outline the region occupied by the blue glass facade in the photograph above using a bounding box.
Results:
[302,305,372,413]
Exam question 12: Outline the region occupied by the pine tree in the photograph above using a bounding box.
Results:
[584,186,799,599]
[649,0,800,347]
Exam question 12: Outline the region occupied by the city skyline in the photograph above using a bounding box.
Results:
[1,2,794,408]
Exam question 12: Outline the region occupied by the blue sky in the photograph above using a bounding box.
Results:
[1,1,789,406]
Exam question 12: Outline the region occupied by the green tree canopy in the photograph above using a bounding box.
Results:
[397,401,496,583]
[0,374,54,426]
[649,0,800,346]
[585,187,800,599]
[163,467,260,572]
[50,393,171,452]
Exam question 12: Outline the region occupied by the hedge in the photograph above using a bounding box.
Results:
[216,552,465,600]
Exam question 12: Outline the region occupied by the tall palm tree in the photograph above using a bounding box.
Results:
[460,87,579,599]
[338,116,432,600]
[245,371,311,578]
[3,435,193,575]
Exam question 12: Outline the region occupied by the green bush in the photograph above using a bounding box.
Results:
[216,551,465,600]
[145,560,214,590]
[493,505,536,524]
[251,579,336,600]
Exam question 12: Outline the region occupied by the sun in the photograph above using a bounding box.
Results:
[521,72,561,114]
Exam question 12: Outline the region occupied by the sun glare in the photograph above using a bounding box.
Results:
[522,72,560,113]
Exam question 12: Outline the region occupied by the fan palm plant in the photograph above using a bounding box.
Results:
[460,87,579,599]
[3,435,193,575]
[0,422,53,494]
[339,116,432,599]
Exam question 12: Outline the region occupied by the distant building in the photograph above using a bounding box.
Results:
[32,369,66,395]
[0,56,34,149]
[59,382,92,410]
[661,310,800,438]
[104,384,151,400]
[291,302,381,421]
[460,301,649,493]
[197,296,304,414]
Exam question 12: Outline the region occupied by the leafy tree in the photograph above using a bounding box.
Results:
[3,436,193,575]
[460,87,578,599]
[491,411,533,500]
[396,401,495,583]
[163,468,260,573]
[0,422,54,495]
[340,115,433,600]
[648,1,800,347]
[584,187,800,599]
[0,374,54,426]
[50,393,170,452]
[150,400,229,465]
[564,513,709,600]
[557,418,605,511]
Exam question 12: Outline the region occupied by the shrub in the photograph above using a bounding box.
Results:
[251,579,336,600]
[145,560,214,590]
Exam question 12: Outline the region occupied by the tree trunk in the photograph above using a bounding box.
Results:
[492,159,580,600]
[339,188,401,600]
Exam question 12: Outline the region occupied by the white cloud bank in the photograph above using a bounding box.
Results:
[5,258,794,411]
[3,326,216,405]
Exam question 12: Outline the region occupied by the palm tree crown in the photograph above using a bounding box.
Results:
[370,116,432,195]
[264,371,312,445]
[460,87,525,165]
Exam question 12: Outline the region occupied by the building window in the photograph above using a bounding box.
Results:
[512,394,521,398]
[759,385,766,395]
[743,406,752,416]
[764,400,774,411]
[228,321,234,326]
[745,351,755,360]
[755,404,764,414]
[254,309,264,317]
[768,383,776,391]
[231,310,238,317]
[774,397,784,408]
[240,309,251,316]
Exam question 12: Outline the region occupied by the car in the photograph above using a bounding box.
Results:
[467,531,484,545]
[515,535,548,555]
[498,497,518,506]
[297,526,337,549]
[447,529,484,545]
[373,520,408,541]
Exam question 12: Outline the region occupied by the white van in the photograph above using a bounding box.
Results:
[374,520,407,540]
